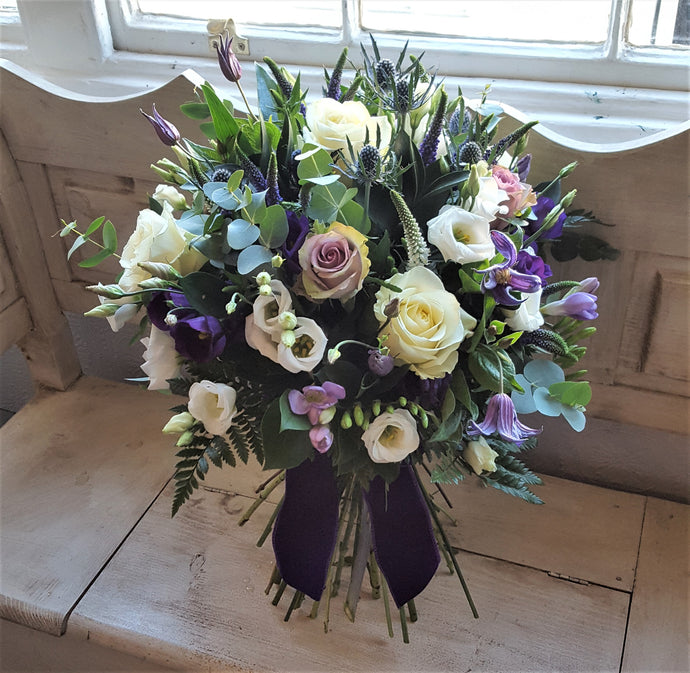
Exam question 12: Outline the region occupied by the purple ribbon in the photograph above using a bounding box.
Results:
[272,453,340,601]
[364,464,440,608]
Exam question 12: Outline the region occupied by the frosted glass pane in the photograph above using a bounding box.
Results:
[136,0,342,28]
[361,0,611,43]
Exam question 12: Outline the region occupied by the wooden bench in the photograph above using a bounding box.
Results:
[0,60,687,671]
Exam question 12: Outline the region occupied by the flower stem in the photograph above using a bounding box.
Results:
[413,466,479,618]
[235,80,258,122]
[380,570,395,638]
[238,470,285,526]
[398,606,410,644]
[255,494,284,547]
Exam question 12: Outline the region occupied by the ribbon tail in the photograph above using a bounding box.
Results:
[364,464,440,608]
[271,453,340,601]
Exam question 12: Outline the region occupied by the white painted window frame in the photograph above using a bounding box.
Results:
[1,0,688,144]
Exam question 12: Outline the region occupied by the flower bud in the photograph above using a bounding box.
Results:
[318,406,337,425]
[176,430,195,447]
[162,411,195,434]
[372,400,381,416]
[340,412,353,429]
[137,261,182,280]
[281,330,296,348]
[140,105,180,147]
[85,283,125,299]
[327,348,341,364]
[225,300,237,314]
[353,404,364,427]
[271,254,284,268]
[138,277,175,290]
[214,34,242,83]
[164,313,178,327]
[384,298,399,318]
[259,284,273,296]
[278,311,298,330]
[84,303,120,318]
[256,271,272,286]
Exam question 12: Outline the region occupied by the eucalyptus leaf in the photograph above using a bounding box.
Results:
[561,405,587,431]
[259,204,288,248]
[227,219,261,249]
[533,388,563,417]
[237,245,273,275]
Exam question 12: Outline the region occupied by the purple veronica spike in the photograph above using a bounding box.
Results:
[214,34,242,83]
[467,393,541,445]
[140,105,180,147]
[475,231,542,307]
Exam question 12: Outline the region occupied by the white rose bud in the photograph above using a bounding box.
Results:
[162,411,195,434]
[152,184,188,211]
[463,437,499,475]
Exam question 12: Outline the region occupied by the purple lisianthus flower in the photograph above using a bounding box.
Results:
[147,291,192,331]
[169,314,227,362]
[309,424,334,453]
[542,292,598,321]
[516,154,532,181]
[140,105,180,147]
[525,195,567,241]
[281,211,310,276]
[476,231,542,307]
[515,249,552,286]
[368,349,394,376]
[467,393,541,445]
[288,382,346,425]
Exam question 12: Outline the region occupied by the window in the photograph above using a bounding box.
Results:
[1,0,687,143]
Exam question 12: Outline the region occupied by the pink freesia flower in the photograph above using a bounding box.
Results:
[467,393,541,445]
[309,424,334,453]
[288,382,346,425]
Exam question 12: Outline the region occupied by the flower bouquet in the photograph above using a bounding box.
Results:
[62,36,613,640]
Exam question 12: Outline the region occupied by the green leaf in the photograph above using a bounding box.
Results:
[297,146,336,183]
[278,390,312,431]
[237,245,273,275]
[468,344,518,393]
[101,220,117,251]
[548,380,592,407]
[259,204,288,248]
[179,272,229,318]
[202,82,238,143]
[180,102,211,120]
[84,216,105,237]
[78,248,115,268]
[451,368,478,418]
[66,235,88,260]
[60,220,76,237]
[337,198,371,235]
[227,218,261,250]
[261,399,313,470]
[306,182,357,223]
[255,62,281,122]
[226,169,245,193]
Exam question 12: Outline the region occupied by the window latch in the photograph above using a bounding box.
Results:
[207,18,249,57]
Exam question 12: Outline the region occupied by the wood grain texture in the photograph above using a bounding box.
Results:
[71,482,630,673]
[622,497,690,673]
[0,376,177,635]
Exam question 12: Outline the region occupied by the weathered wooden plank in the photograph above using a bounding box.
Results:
[0,298,32,356]
[434,473,645,591]
[71,483,629,672]
[622,497,690,673]
[0,376,177,635]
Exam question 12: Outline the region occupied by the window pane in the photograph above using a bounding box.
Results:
[0,0,18,15]
[361,0,611,43]
[628,0,689,46]
[136,0,341,28]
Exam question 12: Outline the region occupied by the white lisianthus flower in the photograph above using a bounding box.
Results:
[503,287,544,332]
[276,318,328,374]
[374,266,477,379]
[187,380,238,436]
[250,280,294,338]
[140,326,180,390]
[302,98,392,159]
[470,176,509,221]
[362,409,420,463]
[427,204,495,264]
[119,202,205,293]
[463,436,499,475]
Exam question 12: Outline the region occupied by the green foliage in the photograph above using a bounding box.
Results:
[429,448,466,485]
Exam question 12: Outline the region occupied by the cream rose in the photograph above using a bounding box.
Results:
[187,380,238,436]
[140,325,180,390]
[463,437,499,475]
[298,222,371,302]
[362,409,419,463]
[427,205,495,264]
[374,266,477,379]
[119,202,205,292]
[303,98,392,159]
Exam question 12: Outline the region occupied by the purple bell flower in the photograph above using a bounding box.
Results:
[476,231,542,307]
[368,349,395,376]
[214,34,242,83]
[140,105,180,147]
[467,393,541,445]
[515,249,552,286]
